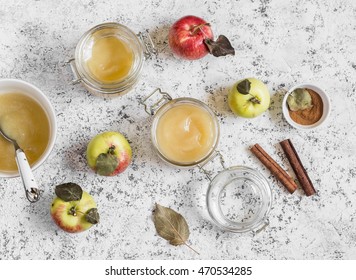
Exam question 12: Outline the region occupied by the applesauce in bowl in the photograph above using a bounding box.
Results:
[0,79,57,178]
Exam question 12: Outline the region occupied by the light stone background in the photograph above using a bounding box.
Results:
[0,0,355,260]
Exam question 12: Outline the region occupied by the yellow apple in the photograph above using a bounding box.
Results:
[228,78,270,118]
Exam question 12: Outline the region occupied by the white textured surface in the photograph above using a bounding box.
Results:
[0,0,355,260]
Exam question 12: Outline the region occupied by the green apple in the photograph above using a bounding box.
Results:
[50,183,99,233]
[228,78,270,118]
[86,131,132,176]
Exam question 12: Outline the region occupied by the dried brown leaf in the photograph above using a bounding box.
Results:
[153,203,189,246]
[204,35,235,57]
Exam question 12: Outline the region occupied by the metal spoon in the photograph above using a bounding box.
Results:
[0,127,40,202]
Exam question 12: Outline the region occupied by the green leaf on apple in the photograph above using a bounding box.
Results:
[204,35,235,57]
[85,208,100,224]
[237,79,251,95]
[95,153,118,176]
[55,183,83,202]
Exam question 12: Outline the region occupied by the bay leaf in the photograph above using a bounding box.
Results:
[153,203,190,246]
[55,183,83,202]
[85,208,100,224]
[287,88,313,111]
[204,35,235,57]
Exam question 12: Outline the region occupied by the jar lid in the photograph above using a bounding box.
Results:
[206,166,272,233]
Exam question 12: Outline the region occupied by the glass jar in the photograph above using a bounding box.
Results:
[206,166,272,233]
[68,22,155,96]
[142,88,220,168]
[141,89,272,233]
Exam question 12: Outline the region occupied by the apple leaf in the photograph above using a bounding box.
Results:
[85,208,100,224]
[55,183,83,202]
[237,79,251,95]
[204,35,235,57]
[95,153,118,176]
[153,203,199,254]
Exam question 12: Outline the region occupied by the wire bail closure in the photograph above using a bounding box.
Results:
[140,88,172,115]
[252,218,270,235]
[65,58,82,85]
[198,150,226,181]
[137,31,157,59]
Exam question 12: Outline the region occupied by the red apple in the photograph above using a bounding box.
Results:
[168,15,213,60]
[86,131,132,176]
[51,183,99,233]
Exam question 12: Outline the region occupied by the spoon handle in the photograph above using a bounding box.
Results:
[15,149,40,203]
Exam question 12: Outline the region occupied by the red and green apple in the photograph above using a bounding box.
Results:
[50,183,99,233]
[86,131,132,176]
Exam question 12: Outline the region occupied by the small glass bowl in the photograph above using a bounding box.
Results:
[151,97,220,168]
[70,22,145,96]
[206,166,272,233]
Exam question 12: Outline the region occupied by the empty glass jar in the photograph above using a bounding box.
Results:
[206,166,272,233]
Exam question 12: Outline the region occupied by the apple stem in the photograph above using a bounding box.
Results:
[249,96,261,104]
[68,206,77,216]
[108,145,116,154]
[191,23,210,36]
[68,206,86,217]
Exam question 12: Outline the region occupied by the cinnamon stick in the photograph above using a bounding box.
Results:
[250,144,298,194]
[280,139,316,196]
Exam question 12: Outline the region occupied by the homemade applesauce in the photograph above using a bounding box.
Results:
[86,35,134,83]
[0,93,50,172]
[156,103,216,164]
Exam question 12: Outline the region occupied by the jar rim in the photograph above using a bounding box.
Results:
[151,97,220,168]
[74,22,144,94]
[206,166,272,233]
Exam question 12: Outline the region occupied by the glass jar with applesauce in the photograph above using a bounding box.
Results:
[141,89,272,233]
[67,22,156,96]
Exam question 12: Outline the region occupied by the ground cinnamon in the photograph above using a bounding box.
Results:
[250,144,298,194]
[288,89,323,125]
[280,139,316,196]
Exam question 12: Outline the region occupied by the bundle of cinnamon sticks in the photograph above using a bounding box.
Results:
[251,139,316,196]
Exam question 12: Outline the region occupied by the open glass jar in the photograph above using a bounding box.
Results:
[143,89,220,168]
[68,22,155,96]
[142,89,272,233]
[207,166,272,233]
